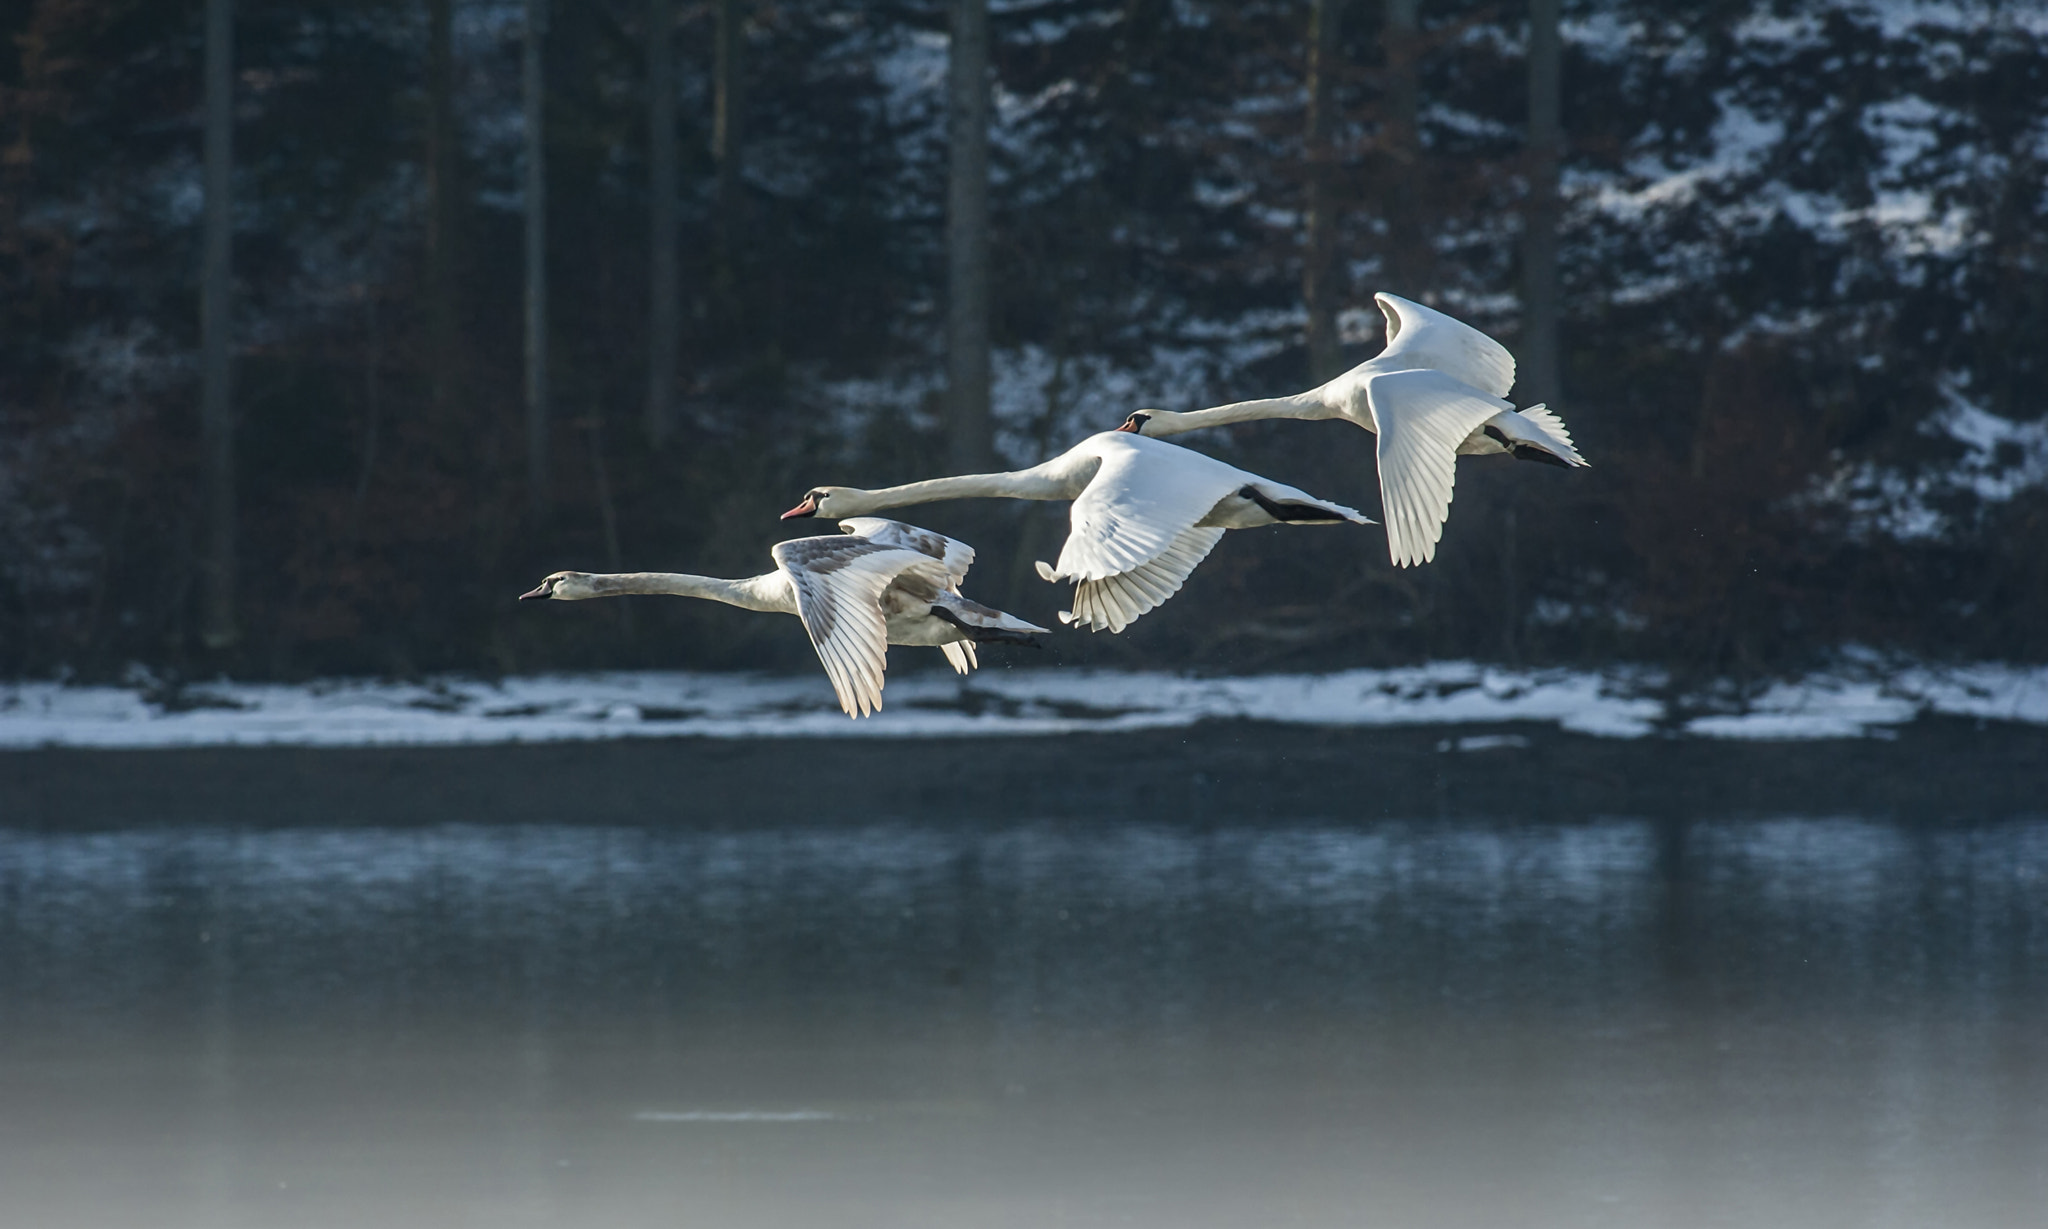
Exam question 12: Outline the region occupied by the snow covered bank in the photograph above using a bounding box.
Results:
[2,662,2045,750]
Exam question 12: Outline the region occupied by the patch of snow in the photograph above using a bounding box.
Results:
[1587,97,1786,222]
[1805,378,2048,541]
[0,665,1653,748]
[1419,102,1516,143]
[1937,398,2048,502]
[1562,12,1651,61]
[1846,0,2048,38]
[1889,663,2048,726]
[873,28,948,120]
[1863,95,1947,179]
[988,344,1199,466]
[1,661,2043,751]
[1732,12,1832,50]
[1684,679,1917,740]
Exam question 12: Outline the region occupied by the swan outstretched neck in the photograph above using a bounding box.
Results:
[519,571,782,609]
[522,519,1045,717]
[781,459,1084,520]
[1116,292,1587,568]
[786,432,1368,634]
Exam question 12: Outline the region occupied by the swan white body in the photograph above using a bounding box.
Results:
[520,518,1046,717]
[782,431,1370,634]
[1120,293,1588,568]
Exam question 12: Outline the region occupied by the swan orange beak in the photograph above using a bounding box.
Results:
[780,494,819,520]
[518,582,552,601]
[1115,418,1141,433]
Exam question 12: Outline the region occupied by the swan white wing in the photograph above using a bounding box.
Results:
[838,517,975,587]
[1375,293,1517,399]
[772,536,946,717]
[1512,404,1587,465]
[1063,526,1226,633]
[1051,434,1244,582]
[939,641,977,674]
[1366,369,1516,568]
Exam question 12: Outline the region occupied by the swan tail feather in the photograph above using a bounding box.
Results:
[1511,404,1588,467]
[929,596,1050,649]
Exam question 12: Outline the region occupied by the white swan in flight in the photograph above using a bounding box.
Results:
[519,518,1046,717]
[1115,292,1588,568]
[781,431,1369,634]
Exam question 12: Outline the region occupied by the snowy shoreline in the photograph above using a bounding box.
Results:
[2,662,2045,750]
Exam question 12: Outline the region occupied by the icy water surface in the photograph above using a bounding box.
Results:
[2,812,2046,1227]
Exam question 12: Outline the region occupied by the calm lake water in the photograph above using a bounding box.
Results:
[2,737,2046,1227]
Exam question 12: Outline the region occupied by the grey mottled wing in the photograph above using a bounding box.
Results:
[837,518,983,674]
[771,535,949,717]
[838,517,975,587]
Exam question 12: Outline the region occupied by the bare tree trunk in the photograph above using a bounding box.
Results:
[713,0,744,299]
[1520,0,1562,407]
[1380,0,1424,293]
[646,0,678,446]
[1303,0,1347,383]
[426,0,458,414]
[946,0,992,473]
[524,0,550,514]
[199,0,238,650]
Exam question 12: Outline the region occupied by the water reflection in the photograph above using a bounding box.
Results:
[1,817,2044,1227]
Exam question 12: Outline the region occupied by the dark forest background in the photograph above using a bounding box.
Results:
[1,0,2044,684]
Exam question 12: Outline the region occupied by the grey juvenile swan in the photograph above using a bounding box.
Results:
[520,518,1046,718]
